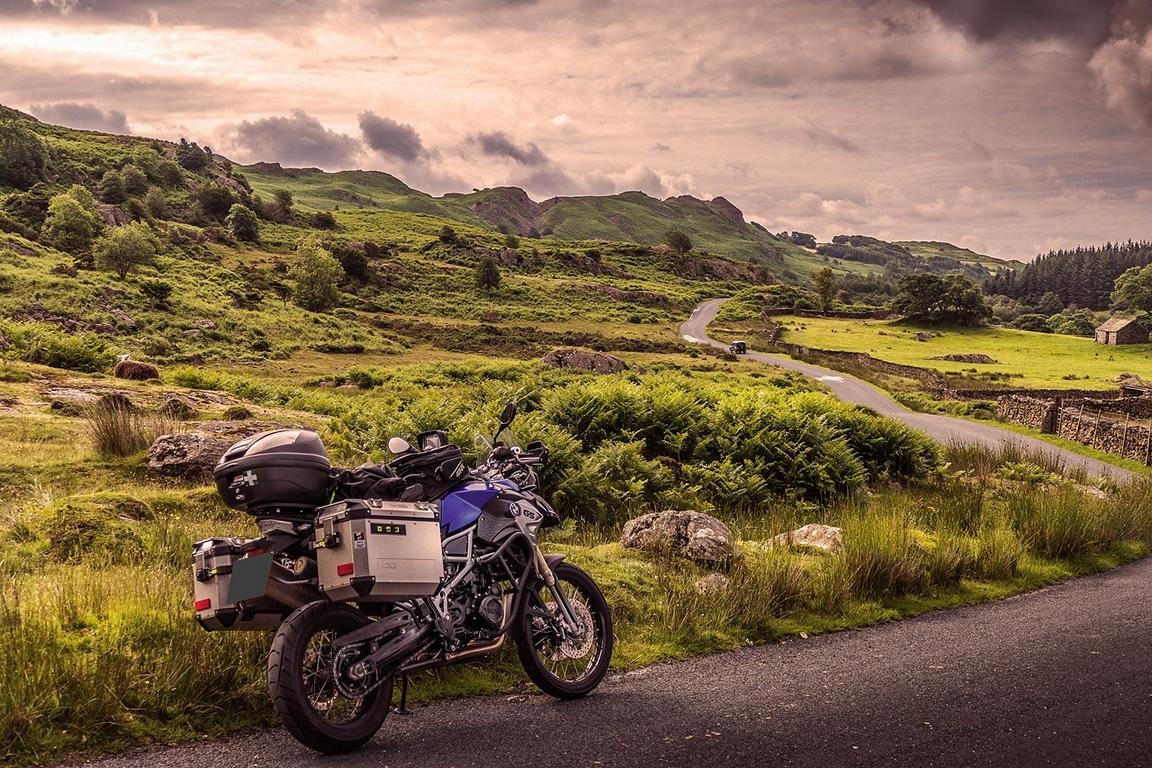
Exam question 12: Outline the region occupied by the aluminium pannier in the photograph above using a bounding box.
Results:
[191,537,284,631]
[315,499,444,603]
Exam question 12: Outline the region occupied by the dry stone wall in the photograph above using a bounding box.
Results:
[993,393,1152,465]
[996,395,1059,433]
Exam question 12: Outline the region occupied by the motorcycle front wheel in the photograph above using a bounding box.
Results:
[267,601,393,753]
[514,562,613,699]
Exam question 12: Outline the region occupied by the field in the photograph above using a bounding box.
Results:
[2,353,1151,767]
[733,315,1150,391]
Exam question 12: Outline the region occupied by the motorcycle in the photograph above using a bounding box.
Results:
[196,402,614,753]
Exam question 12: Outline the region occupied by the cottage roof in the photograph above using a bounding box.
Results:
[1096,316,1142,333]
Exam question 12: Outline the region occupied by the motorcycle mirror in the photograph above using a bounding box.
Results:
[387,436,413,455]
[499,401,518,430]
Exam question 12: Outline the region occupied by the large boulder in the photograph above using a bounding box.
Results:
[772,523,844,553]
[541,347,627,374]
[620,510,736,566]
[147,433,233,483]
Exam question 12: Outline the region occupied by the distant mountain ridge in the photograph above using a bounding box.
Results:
[239,162,792,264]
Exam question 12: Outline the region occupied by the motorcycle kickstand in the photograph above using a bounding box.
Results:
[394,673,412,715]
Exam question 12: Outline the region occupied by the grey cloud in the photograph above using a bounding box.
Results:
[1090,29,1152,127]
[230,110,360,168]
[908,0,1115,44]
[358,111,429,162]
[802,120,864,153]
[29,101,128,133]
[6,0,330,27]
[470,131,548,165]
[0,59,257,113]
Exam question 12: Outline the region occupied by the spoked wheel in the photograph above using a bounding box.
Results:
[268,602,393,753]
[514,562,613,699]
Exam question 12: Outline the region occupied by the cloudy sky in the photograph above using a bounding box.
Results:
[2,0,1151,261]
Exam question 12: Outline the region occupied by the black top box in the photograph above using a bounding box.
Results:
[213,429,334,519]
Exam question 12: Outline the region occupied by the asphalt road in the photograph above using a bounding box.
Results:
[79,558,1152,768]
[682,298,1137,482]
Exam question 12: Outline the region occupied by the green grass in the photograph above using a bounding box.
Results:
[2,436,1148,766]
[754,315,1150,390]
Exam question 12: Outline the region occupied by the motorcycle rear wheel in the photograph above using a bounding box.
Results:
[514,562,613,699]
[267,601,393,753]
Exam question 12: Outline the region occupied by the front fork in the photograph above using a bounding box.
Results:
[532,545,583,636]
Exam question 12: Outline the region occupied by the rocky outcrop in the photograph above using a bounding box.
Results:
[541,348,627,374]
[620,510,736,566]
[772,523,844,553]
[147,433,233,483]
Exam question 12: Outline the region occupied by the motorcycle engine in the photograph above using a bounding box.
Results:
[445,564,506,644]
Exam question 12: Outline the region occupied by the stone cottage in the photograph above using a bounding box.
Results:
[1094,317,1148,346]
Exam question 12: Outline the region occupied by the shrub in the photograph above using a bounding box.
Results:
[311,211,337,230]
[552,441,676,526]
[0,120,47,189]
[475,255,501,291]
[120,164,149,196]
[97,170,126,203]
[140,279,173,308]
[222,405,254,420]
[176,139,210,170]
[0,321,113,372]
[42,194,99,253]
[144,188,169,219]
[290,238,344,311]
[93,221,160,279]
[438,225,457,244]
[32,493,152,564]
[504,234,520,249]
[225,203,259,242]
[196,183,235,220]
[664,229,692,255]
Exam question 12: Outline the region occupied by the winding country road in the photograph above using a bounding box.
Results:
[682,298,1137,482]
[79,559,1152,768]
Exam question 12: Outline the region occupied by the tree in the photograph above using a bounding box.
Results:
[226,203,260,242]
[0,121,47,189]
[290,238,344,311]
[664,229,692,255]
[43,195,98,252]
[1035,290,1063,315]
[334,243,370,282]
[1011,313,1052,333]
[892,274,991,326]
[475,255,501,291]
[504,233,520,249]
[93,222,160,279]
[439,225,458,245]
[813,267,837,313]
[273,188,294,211]
[97,170,126,203]
[1111,263,1152,317]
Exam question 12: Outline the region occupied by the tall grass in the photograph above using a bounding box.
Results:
[83,399,179,458]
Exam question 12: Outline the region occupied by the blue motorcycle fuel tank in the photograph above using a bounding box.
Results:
[439,479,518,535]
